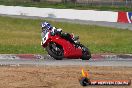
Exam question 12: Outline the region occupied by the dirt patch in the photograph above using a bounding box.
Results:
[0,65,131,88]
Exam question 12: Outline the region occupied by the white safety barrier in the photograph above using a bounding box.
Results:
[0,5,118,22]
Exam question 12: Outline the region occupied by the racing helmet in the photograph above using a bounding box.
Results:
[41,22,52,31]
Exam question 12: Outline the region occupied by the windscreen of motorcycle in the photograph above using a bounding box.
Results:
[41,29,48,38]
[41,29,49,44]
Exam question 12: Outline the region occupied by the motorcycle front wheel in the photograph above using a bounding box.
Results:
[46,42,64,60]
[81,46,91,60]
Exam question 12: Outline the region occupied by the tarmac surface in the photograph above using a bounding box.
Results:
[0,59,131,66]
[0,54,132,67]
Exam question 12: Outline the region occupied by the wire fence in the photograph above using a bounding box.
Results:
[0,0,132,8]
[75,0,132,8]
[34,0,132,8]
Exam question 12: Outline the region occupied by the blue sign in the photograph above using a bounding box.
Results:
[128,12,132,23]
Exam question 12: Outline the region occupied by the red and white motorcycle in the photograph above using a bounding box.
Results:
[41,29,91,60]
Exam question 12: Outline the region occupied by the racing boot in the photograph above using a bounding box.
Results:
[73,36,79,42]
[73,36,80,48]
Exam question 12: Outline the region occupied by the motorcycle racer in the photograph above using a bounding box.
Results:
[41,22,79,47]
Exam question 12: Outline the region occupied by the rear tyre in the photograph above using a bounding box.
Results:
[81,46,91,60]
[46,42,64,60]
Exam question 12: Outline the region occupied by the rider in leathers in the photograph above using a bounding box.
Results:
[41,22,79,47]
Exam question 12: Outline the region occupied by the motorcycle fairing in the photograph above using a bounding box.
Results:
[50,35,82,58]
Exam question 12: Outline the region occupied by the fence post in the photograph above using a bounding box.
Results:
[32,0,40,2]
[91,0,93,6]
[62,0,67,3]
[125,0,128,6]
[71,0,77,3]
[111,0,114,7]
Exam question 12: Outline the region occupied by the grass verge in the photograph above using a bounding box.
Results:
[0,16,132,54]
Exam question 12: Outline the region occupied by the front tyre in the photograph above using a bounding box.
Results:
[46,42,64,60]
[81,46,91,60]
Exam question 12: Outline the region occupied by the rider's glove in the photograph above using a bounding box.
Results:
[50,27,62,36]
[57,28,62,32]
[50,27,56,36]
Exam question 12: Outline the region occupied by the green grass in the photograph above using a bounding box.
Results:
[0,16,132,54]
[0,0,131,11]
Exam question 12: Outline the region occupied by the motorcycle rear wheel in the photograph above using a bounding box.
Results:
[46,42,64,60]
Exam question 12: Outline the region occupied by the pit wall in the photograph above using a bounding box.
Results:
[0,5,131,23]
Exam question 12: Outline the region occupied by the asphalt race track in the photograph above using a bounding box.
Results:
[0,56,132,67]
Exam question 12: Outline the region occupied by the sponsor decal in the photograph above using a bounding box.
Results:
[127,12,132,23]
[79,68,131,86]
